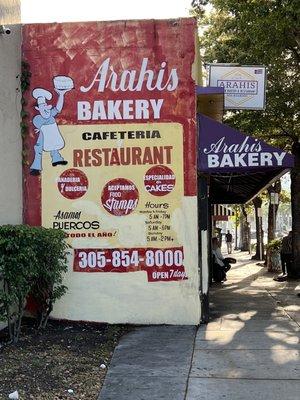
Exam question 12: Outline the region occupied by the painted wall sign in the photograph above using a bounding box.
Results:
[42,121,185,282]
[198,115,294,173]
[22,19,200,324]
[209,65,266,110]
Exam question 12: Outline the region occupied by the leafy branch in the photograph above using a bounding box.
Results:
[20,61,31,164]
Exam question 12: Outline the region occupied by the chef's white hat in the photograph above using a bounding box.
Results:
[37,97,46,105]
[32,88,52,105]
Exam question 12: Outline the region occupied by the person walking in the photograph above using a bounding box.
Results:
[274,231,292,282]
[225,230,233,254]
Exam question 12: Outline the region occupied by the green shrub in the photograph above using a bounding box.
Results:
[29,228,69,329]
[266,238,282,252]
[0,225,68,343]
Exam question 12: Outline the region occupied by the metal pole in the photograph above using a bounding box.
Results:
[260,216,263,260]
[234,206,238,250]
[257,207,263,260]
[198,176,210,323]
[273,203,277,238]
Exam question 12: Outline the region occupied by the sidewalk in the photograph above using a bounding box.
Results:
[187,251,300,400]
[98,252,300,400]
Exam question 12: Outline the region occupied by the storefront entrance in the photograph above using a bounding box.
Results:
[197,114,294,322]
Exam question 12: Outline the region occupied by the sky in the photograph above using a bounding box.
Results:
[21,0,193,23]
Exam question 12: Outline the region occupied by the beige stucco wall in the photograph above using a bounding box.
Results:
[52,196,201,325]
[0,0,20,24]
[0,1,21,332]
[0,23,22,224]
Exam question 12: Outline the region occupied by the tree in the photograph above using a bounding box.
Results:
[252,196,264,260]
[267,180,281,242]
[278,188,292,232]
[192,0,300,277]
[240,205,251,252]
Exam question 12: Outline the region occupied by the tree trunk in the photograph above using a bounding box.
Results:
[252,196,264,260]
[267,180,281,243]
[291,142,300,278]
[240,206,250,252]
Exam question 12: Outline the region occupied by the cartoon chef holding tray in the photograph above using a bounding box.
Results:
[30,75,74,175]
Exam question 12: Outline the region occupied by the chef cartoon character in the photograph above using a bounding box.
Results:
[30,84,72,175]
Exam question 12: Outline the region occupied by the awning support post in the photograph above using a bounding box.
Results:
[198,175,210,323]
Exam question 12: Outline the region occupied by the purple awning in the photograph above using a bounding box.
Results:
[198,114,294,173]
[196,86,224,95]
[198,114,294,204]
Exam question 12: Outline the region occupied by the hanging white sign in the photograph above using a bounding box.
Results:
[209,65,266,110]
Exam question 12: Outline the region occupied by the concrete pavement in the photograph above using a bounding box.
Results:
[98,326,196,400]
[98,252,300,400]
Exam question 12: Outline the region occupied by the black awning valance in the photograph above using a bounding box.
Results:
[209,169,288,204]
